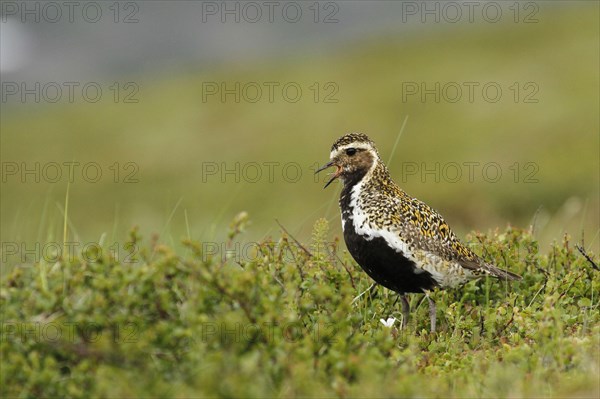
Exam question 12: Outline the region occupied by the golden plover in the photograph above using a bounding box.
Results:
[316,133,521,332]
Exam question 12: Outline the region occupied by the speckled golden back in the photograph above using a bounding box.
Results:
[327,132,521,282]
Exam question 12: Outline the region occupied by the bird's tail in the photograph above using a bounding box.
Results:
[460,258,522,281]
[484,263,522,281]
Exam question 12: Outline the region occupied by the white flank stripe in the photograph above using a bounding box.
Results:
[346,158,454,287]
[339,155,473,289]
[348,162,416,264]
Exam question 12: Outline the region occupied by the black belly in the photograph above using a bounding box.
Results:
[343,220,437,294]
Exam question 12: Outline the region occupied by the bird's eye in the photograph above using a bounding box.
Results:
[345,148,357,156]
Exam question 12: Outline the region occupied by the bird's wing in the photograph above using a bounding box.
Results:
[391,194,521,281]
[393,195,470,259]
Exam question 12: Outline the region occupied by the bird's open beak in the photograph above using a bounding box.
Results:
[315,161,342,189]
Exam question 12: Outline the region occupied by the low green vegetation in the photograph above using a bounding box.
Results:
[2,216,598,398]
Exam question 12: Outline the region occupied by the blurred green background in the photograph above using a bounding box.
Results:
[1,2,598,260]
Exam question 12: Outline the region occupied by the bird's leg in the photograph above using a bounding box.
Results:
[400,295,410,329]
[426,293,437,333]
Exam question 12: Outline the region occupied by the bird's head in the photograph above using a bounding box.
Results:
[315,133,381,188]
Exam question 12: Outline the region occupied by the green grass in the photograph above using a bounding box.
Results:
[1,3,598,253]
[1,217,599,398]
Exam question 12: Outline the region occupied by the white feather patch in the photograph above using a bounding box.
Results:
[330,143,375,159]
